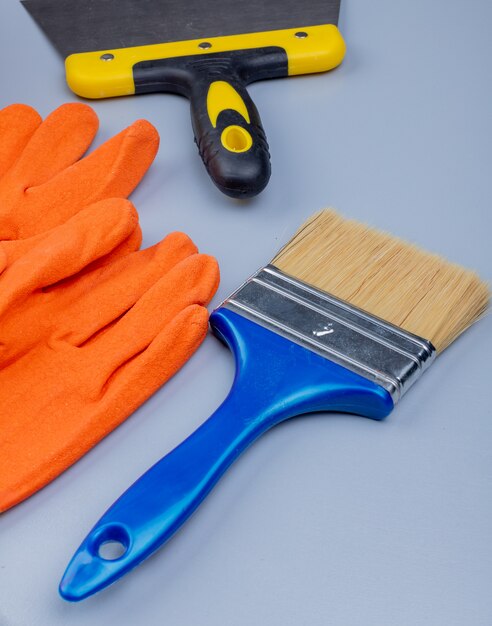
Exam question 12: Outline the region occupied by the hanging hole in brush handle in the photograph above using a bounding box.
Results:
[190,74,271,198]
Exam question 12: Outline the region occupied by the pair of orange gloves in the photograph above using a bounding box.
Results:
[0,103,219,512]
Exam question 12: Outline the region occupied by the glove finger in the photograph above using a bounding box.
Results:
[52,118,160,199]
[96,305,210,420]
[4,103,98,189]
[80,254,219,388]
[93,304,210,413]
[0,209,141,270]
[49,232,202,344]
[0,104,42,179]
[25,119,159,232]
[0,199,138,313]
[87,219,142,268]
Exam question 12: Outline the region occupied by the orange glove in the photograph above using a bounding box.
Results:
[0,102,220,512]
[0,199,219,512]
[0,102,158,250]
[0,101,158,364]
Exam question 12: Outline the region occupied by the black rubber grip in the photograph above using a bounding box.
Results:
[134,47,288,198]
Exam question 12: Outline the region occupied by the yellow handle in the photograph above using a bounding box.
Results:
[65,24,346,99]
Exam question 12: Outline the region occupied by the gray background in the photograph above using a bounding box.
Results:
[0,0,491,624]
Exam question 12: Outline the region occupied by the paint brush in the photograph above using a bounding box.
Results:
[60,209,489,601]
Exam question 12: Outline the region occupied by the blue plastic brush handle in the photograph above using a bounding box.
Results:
[59,308,393,601]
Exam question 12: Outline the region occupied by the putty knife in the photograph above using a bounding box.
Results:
[22,0,345,198]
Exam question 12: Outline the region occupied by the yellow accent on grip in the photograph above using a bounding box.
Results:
[65,24,346,99]
[221,125,253,152]
[207,81,250,128]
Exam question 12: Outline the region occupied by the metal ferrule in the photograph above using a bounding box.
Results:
[221,265,436,403]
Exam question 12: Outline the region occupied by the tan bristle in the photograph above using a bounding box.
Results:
[272,210,489,352]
